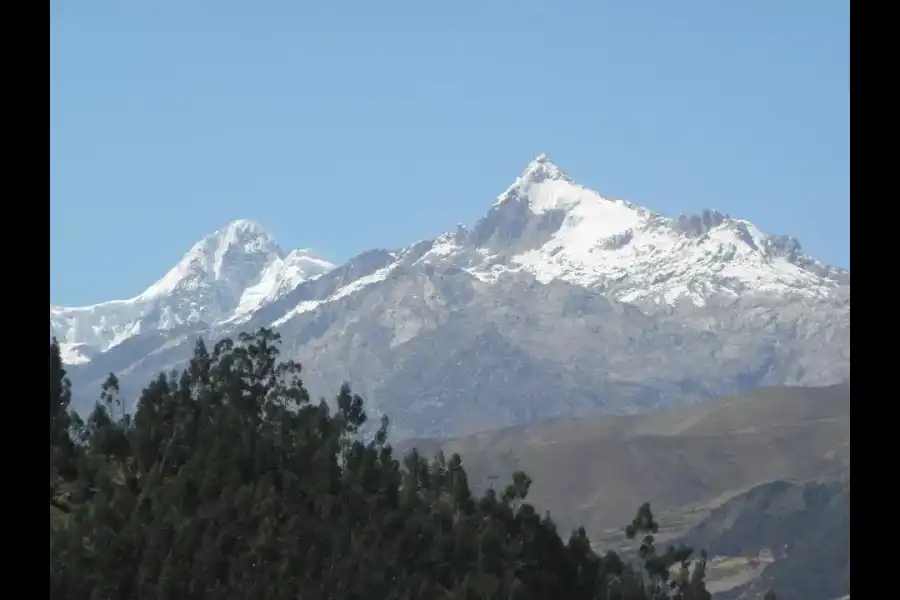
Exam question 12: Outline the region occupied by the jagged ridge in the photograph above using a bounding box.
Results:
[51,154,848,367]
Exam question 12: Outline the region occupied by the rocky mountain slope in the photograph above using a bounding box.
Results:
[50,156,850,437]
[680,478,849,600]
[402,384,850,599]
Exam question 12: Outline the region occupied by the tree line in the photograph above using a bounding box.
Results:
[49,327,746,599]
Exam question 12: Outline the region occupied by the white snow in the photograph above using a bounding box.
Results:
[494,153,573,210]
[58,342,92,365]
[271,264,397,327]
[230,250,335,322]
[140,219,279,300]
[271,301,321,327]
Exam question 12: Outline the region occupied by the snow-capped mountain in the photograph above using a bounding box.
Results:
[411,154,846,305]
[261,154,847,329]
[50,219,334,363]
[53,155,849,439]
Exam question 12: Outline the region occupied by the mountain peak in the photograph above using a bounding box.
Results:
[141,220,284,300]
[50,218,330,353]
[204,219,277,253]
[466,157,849,306]
[190,219,280,262]
[493,154,576,212]
[518,153,570,185]
[223,218,269,236]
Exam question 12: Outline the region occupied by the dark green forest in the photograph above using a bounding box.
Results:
[51,328,726,600]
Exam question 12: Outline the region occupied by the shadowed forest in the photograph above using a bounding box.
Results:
[50,328,776,600]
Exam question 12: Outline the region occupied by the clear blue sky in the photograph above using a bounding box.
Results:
[50,0,849,306]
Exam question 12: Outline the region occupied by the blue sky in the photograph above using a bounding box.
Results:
[50,0,849,306]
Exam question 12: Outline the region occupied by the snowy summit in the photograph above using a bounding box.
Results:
[50,219,335,361]
[413,154,848,306]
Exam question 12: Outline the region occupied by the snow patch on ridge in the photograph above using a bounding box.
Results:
[272,264,398,327]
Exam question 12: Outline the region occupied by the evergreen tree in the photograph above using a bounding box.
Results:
[50,328,719,600]
[50,339,80,512]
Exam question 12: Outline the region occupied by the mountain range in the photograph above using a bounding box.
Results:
[50,155,850,439]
